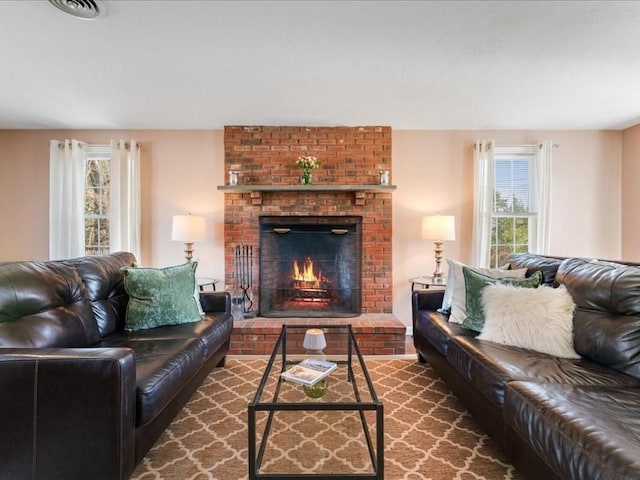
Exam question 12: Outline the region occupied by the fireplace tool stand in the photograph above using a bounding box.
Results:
[233,244,255,319]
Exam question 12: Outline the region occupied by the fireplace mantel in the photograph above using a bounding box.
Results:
[217,184,396,206]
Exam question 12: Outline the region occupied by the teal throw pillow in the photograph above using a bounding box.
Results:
[462,267,542,332]
[122,261,204,331]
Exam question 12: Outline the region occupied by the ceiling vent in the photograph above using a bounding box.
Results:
[48,0,106,20]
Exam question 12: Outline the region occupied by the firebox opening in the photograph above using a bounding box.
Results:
[259,216,362,318]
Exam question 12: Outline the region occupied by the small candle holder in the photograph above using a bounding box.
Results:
[229,170,239,186]
[303,379,327,399]
[379,170,389,185]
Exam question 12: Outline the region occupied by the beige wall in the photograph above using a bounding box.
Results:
[0,128,623,327]
[0,130,226,280]
[622,124,640,260]
[392,130,622,325]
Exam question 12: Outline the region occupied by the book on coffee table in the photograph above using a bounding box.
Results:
[280,358,337,386]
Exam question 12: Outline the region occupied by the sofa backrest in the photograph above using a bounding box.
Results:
[556,257,640,380]
[505,253,564,286]
[0,261,100,347]
[66,252,137,337]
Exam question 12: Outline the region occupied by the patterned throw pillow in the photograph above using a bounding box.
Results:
[462,267,542,332]
[122,262,204,331]
[443,258,527,323]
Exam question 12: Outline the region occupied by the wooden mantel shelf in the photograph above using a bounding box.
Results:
[217,184,397,193]
[217,184,397,206]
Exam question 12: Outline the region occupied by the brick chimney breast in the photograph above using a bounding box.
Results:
[222,126,393,315]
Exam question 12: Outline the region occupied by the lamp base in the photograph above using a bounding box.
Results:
[305,349,324,355]
[183,241,194,262]
[432,240,445,282]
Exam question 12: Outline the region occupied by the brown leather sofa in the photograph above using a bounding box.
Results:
[412,253,640,480]
[0,252,233,480]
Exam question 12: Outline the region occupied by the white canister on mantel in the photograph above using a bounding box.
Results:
[229,170,239,186]
[379,170,389,185]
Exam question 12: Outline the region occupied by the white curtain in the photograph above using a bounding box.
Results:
[109,139,141,260]
[49,139,86,260]
[534,140,553,254]
[471,139,494,267]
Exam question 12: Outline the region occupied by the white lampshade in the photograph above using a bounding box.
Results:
[421,215,456,241]
[303,329,327,353]
[171,214,206,242]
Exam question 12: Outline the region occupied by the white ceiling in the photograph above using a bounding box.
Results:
[1,0,640,130]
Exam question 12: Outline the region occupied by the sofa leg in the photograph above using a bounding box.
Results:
[216,355,227,368]
[417,352,427,364]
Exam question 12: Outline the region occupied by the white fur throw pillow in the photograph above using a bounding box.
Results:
[478,283,580,358]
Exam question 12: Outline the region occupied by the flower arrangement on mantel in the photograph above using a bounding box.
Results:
[296,155,320,185]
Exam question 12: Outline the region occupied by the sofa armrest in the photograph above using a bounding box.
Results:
[200,291,231,314]
[0,347,136,480]
[412,289,445,312]
[412,290,445,329]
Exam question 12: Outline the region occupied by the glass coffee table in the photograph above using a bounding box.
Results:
[248,324,384,479]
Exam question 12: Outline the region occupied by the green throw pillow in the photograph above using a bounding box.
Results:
[462,267,542,332]
[122,262,204,331]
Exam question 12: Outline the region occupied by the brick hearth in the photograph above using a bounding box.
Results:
[229,314,406,356]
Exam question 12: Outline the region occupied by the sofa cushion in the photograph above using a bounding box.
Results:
[504,381,640,480]
[557,257,640,315]
[478,283,579,358]
[557,257,640,379]
[446,336,640,409]
[572,309,640,381]
[122,262,204,331]
[505,252,563,286]
[103,314,233,361]
[0,261,100,347]
[414,310,477,356]
[67,252,137,337]
[462,268,541,332]
[98,336,205,426]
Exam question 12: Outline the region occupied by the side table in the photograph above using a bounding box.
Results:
[197,277,220,292]
[409,276,447,291]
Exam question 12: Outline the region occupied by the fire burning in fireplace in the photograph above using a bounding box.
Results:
[291,257,332,301]
[259,216,362,317]
[293,257,325,285]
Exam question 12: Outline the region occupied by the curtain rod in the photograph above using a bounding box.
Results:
[57,141,85,149]
[494,143,560,149]
[57,142,142,150]
[474,142,560,151]
[115,141,142,150]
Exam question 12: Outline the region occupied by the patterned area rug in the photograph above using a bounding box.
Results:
[130,358,523,480]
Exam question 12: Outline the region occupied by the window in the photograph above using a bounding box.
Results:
[50,139,140,261]
[490,145,537,267]
[84,146,111,255]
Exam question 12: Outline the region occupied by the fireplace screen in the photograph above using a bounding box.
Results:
[259,216,362,317]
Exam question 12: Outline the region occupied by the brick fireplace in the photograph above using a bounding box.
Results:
[219,126,406,354]
[259,215,362,317]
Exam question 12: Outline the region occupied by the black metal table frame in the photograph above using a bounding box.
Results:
[248,324,384,480]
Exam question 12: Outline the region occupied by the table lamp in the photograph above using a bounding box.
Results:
[302,328,328,399]
[421,214,456,284]
[172,213,206,262]
[303,329,327,355]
